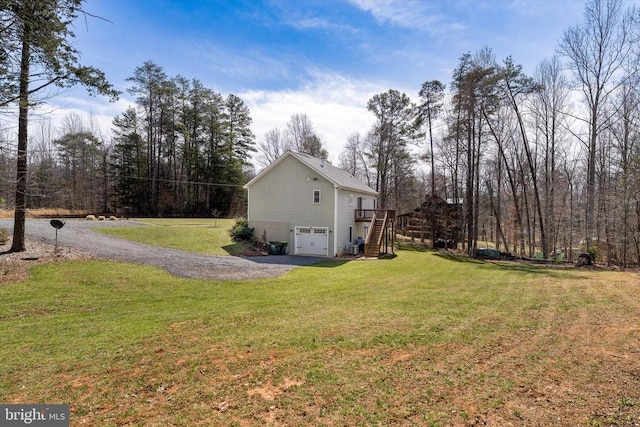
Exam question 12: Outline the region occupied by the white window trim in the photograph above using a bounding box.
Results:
[313,190,321,204]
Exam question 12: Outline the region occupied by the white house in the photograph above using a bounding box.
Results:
[244,151,390,257]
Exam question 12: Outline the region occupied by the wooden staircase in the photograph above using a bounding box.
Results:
[364,211,389,258]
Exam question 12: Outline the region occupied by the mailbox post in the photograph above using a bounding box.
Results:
[50,219,65,253]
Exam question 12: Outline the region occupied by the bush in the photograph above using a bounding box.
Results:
[230,218,254,242]
[0,227,8,245]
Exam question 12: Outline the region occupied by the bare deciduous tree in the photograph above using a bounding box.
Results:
[558,0,638,252]
[531,56,571,256]
[339,132,371,186]
[286,113,328,159]
[257,128,288,168]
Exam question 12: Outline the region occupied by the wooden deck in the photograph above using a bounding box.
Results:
[355,210,396,258]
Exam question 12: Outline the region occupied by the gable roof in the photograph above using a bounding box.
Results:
[245,151,378,196]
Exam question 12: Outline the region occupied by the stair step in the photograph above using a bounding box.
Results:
[364,213,390,258]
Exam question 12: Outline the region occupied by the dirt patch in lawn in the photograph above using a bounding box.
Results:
[0,237,92,284]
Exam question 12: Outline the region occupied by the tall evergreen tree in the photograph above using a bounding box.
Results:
[418,80,445,196]
[366,89,420,210]
[54,130,101,210]
[497,57,546,255]
[0,0,118,252]
[218,94,255,215]
[450,49,500,256]
[110,107,146,213]
[126,61,169,214]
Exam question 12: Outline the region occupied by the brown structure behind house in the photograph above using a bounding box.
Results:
[397,195,462,248]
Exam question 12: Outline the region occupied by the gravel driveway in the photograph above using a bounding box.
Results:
[0,218,326,280]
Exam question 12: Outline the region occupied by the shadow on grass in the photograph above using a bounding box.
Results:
[222,243,245,256]
[433,251,485,264]
[244,254,343,268]
[398,241,565,274]
[306,259,350,268]
[395,242,438,253]
[431,250,586,278]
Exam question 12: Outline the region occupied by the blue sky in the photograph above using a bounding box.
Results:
[48,0,595,162]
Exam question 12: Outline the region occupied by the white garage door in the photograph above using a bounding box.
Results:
[294,227,329,256]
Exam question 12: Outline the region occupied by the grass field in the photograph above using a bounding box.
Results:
[96,218,245,256]
[1,237,639,425]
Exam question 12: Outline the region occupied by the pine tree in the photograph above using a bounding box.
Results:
[0,0,118,251]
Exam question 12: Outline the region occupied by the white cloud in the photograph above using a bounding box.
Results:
[348,0,466,34]
[28,96,132,140]
[241,71,386,162]
[289,17,355,33]
[187,43,295,84]
[506,0,585,18]
[21,72,385,167]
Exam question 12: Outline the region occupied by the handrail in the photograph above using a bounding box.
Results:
[359,209,396,257]
[375,210,388,249]
[364,212,377,248]
[364,210,390,257]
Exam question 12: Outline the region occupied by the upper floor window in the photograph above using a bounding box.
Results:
[313,190,321,204]
[349,194,355,205]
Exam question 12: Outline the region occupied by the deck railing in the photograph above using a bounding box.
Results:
[355,209,395,222]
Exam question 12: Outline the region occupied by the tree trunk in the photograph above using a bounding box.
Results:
[472,116,482,255]
[10,36,31,253]
[585,109,598,252]
[465,110,475,256]
[496,152,503,252]
[428,109,437,248]
[486,179,509,254]
[508,86,547,258]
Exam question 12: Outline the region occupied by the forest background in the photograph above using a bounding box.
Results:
[1,0,640,266]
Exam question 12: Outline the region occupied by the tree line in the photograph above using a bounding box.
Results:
[1,61,256,217]
[110,61,255,217]
[310,0,638,265]
[0,0,256,252]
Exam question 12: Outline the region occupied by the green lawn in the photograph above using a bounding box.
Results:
[97,218,244,255]
[1,242,639,426]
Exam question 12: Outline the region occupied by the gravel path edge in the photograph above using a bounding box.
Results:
[0,219,326,280]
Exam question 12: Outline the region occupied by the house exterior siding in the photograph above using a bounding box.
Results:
[247,155,335,253]
[334,189,376,254]
[245,151,378,257]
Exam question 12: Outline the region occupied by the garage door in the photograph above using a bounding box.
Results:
[294,227,329,256]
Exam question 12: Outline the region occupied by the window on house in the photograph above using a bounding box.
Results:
[313,190,321,204]
[349,194,354,205]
